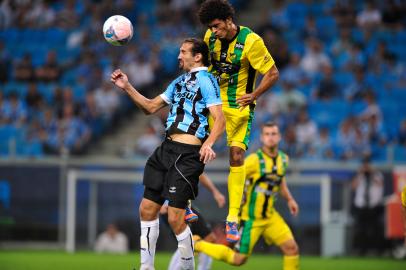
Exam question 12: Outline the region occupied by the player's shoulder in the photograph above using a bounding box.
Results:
[246,151,260,163]
[240,25,263,43]
[278,150,290,164]
[196,70,218,88]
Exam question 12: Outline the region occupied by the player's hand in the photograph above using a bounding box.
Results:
[111,69,129,90]
[199,143,216,164]
[213,190,226,208]
[288,198,299,217]
[236,93,256,111]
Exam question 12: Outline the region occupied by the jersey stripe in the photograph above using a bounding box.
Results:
[239,219,253,254]
[226,27,251,108]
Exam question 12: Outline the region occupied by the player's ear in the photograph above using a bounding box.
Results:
[195,53,203,63]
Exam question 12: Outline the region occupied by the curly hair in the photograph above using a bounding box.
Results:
[198,0,235,25]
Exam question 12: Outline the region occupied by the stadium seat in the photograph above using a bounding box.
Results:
[394,145,406,162]
[0,180,10,209]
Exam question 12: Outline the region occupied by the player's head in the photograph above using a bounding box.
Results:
[178,38,209,71]
[260,122,281,149]
[198,0,235,40]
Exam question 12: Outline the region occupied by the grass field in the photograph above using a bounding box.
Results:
[0,251,404,270]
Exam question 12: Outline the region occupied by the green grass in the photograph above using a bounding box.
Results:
[0,251,404,270]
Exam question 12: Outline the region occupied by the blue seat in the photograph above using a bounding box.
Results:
[394,145,406,162]
[0,180,10,209]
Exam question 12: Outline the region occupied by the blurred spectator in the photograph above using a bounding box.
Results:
[281,53,309,87]
[398,120,406,146]
[35,51,61,82]
[280,124,299,157]
[94,223,128,254]
[0,0,13,29]
[26,0,55,28]
[0,91,8,124]
[313,64,340,100]
[344,66,369,101]
[57,0,79,29]
[295,109,318,155]
[359,91,382,124]
[330,27,352,57]
[356,1,382,30]
[331,1,356,28]
[277,79,306,113]
[135,124,161,157]
[14,54,35,81]
[300,37,331,77]
[25,83,43,111]
[309,127,334,160]
[351,157,385,255]
[3,92,27,126]
[46,104,91,155]
[94,82,120,122]
[0,42,10,82]
[124,53,158,92]
[266,0,289,31]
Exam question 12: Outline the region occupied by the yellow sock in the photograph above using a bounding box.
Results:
[227,165,246,222]
[283,255,299,270]
[195,240,235,264]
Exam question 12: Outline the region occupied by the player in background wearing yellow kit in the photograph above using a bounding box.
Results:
[194,122,300,270]
[198,0,280,242]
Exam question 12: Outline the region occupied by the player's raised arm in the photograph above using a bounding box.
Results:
[111,69,167,115]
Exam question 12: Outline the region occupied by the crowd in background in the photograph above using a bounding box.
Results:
[0,0,405,162]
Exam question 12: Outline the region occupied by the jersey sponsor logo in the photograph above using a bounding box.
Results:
[255,185,275,196]
[169,186,176,193]
[174,90,197,101]
[264,54,271,63]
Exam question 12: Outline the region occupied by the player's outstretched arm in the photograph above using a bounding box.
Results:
[111,69,167,115]
[199,104,225,164]
[199,173,226,208]
[280,179,299,217]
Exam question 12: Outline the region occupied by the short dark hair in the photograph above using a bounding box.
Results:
[183,38,210,67]
[198,0,235,25]
[261,121,279,132]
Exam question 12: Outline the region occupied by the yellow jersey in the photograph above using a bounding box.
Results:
[203,26,275,109]
[402,186,406,207]
[240,149,289,221]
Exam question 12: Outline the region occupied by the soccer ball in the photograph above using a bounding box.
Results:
[103,15,133,46]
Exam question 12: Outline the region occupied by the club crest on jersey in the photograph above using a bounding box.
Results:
[235,42,244,50]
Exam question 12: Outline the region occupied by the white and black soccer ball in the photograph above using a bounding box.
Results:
[103,15,133,46]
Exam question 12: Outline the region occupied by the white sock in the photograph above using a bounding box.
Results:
[175,226,195,270]
[140,219,159,270]
[168,248,182,270]
[197,253,213,270]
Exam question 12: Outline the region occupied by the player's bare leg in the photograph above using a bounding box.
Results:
[279,239,300,270]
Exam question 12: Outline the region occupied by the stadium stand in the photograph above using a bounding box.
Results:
[0,0,404,163]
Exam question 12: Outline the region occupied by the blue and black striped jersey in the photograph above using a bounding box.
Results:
[160,67,221,140]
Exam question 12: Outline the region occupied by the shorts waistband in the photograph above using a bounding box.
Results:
[164,138,201,151]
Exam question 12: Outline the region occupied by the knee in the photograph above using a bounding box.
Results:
[229,147,245,166]
[233,254,248,266]
[139,200,159,221]
[281,240,299,256]
[168,214,185,235]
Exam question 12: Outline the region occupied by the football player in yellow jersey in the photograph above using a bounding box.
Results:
[198,0,280,242]
[194,122,300,270]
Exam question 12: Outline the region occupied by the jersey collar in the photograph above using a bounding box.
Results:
[190,66,208,73]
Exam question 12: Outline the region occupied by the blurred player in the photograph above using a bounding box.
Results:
[164,173,226,270]
[194,122,300,270]
[111,38,225,270]
[198,0,279,242]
